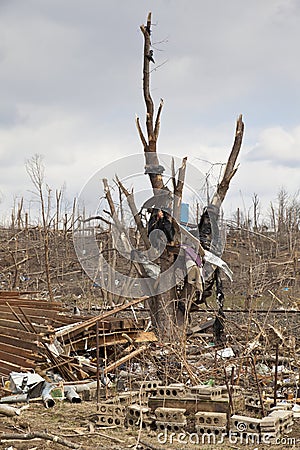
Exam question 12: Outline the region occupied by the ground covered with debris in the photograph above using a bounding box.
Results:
[0,388,300,450]
[0,290,300,449]
[0,221,299,449]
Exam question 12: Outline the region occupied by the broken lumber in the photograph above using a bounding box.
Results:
[103,345,148,374]
[55,297,149,339]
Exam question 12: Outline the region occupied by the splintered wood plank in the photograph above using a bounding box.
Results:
[63,330,157,351]
[0,299,66,310]
[0,359,23,376]
[55,297,148,339]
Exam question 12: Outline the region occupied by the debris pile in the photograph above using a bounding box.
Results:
[0,289,299,448]
[0,291,156,380]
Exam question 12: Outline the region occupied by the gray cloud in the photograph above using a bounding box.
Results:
[0,0,299,220]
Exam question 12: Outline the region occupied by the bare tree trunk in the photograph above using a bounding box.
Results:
[136,12,177,340]
[26,155,54,302]
[210,115,244,209]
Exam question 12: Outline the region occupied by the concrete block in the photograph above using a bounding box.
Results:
[269,410,293,423]
[152,384,186,399]
[260,417,280,433]
[98,403,126,417]
[133,380,162,392]
[245,396,260,407]
[190,385,222,400]
[155,407,186,422]
[230,414,261,433]
[195,425,227,437]
[125,417,152,429]
[127,404,150,419]
[195,411,227,428]
[113,390,140,405]
[97,414,124,427]
[156,421,186,433]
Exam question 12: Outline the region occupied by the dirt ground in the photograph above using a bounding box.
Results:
[0,400,299,450]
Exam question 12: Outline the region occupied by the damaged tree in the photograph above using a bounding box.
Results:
[136,13,181,340]
[135,12,244,341]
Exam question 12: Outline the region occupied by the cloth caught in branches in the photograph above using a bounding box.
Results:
[148,209,175,245]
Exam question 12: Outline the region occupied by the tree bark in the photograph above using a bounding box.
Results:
[0,432,81,449]
[137,13,177,341]
[210,115,244,209]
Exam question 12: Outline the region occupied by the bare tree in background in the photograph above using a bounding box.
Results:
[252,193,260,232]
[26,154,54,301]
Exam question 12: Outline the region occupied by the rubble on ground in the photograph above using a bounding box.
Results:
[0,290,299,448]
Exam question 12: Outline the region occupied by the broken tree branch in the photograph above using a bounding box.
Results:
[211,114,244,209]
[0,431,81,449]
[135,116,148,148]
[115,175,151,249]
[173,156,187,221]
[154,98,164,139]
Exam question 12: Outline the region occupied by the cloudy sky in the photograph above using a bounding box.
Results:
[0,0,299,224]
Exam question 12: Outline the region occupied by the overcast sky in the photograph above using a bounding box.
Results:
[0,0,299,223]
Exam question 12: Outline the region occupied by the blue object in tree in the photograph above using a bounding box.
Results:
[180,203,189,224]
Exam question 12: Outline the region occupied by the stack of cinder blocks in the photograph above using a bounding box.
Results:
[260,414,281,443]
[125,404,152,429]
[96,403,126,427]
[270,410,293,433]
[155,407,187,433]
[260,410,293,444]
[195,411,227,438]
[230,410,294,444]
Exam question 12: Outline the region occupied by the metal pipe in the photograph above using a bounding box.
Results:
[64,386,81,403]
[66,381,98,393]
[0,393,28,404]
[41,382,55,408]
